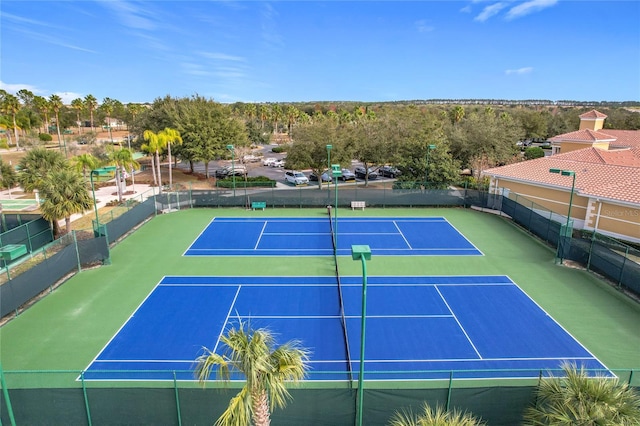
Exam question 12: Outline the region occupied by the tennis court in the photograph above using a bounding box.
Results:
[84,274,610,382]
[0,198,39,211]
[184,217,482,256]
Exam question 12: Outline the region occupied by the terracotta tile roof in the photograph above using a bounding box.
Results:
[598,130,640,148]
[484,147,640,204]
[579,110,608,119]
[549,129,617,143]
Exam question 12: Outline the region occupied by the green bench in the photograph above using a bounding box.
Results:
[251,201,267,210]
[0,244,27,261]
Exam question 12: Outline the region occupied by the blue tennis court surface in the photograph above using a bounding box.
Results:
[184,217,482,256]
[84,275,611,381]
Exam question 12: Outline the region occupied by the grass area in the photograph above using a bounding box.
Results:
[1,207,639,388]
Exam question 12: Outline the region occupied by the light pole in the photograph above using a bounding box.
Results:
[326,144,332,199]
[424,144,436,189]
[331,164,342,255]
[549,168,576,264]
[351,244,371,426]
[90,166,117,232]
[227,144,235,197]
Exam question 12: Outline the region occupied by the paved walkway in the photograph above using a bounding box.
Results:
[0,182,155,226]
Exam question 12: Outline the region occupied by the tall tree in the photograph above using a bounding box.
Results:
[72,153,100,180]
[100,97,116,143]
[271,104,283,135]
[0,91,21,149]
[158,127,182,189]
[84,94,98,132]
[33,95,50,134]
[0,157,18,198]
[107,147,140,201]
[49,94,65,155]
[142,130,162,191]
[71,98,85,134]
[195,321,309,426]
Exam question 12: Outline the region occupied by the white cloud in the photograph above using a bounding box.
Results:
[198,52,246,62]
[0,81,45,95]
[506,0,558,20]
[97,0,156,31]
[474,2,508,22]
[415,20,435,33]
[54,92,84,104]
[505,67,533,75]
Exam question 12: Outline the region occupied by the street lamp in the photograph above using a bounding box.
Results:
[90,166,117,231]
[549,168,576,264]
[227,144,235,197]
[351,244,372,426]
[326,144,333,199]
[331,164,342,255]
[424,144,436,189]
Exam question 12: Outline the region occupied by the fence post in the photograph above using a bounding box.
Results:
[617,247,629,288]
[173,371,183,426]
[0,362,17,426]
[446,371,453,411]
[80,371,93,426]
[73,231,82,272]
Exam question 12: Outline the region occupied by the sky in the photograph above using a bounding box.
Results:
[1,1,639,104]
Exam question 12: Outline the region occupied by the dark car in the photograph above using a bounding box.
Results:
[215,165,247,178]
[378,166,401,178]
[340,169,356,181]
[309,171,332,182]
[354,166,378,180]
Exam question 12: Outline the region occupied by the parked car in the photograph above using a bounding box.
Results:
[354,166,378,180]
[262,157,277,166]
[243,154,261,163]
[215,165,247,178]
[340,169,356,181]
[378,166,401,178]
[285,170,309,185]
[271,159,285,167]
[309,171,332,182]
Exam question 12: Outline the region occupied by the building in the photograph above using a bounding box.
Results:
[484,110,640,244]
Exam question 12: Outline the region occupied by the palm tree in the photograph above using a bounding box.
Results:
[33,95,50,134]
[100,98,115,143]
[0,91,21,150]
[158,127,182,189]
[389,403,485,426]
[17,148,67,193]
[523,363,640,425]
[72,153,100,180]
[194,320,309,426]
[0,157,18,198]
[49,94,65,155]
[84,94,98,132]
[107,147,139,202]
[40,167,93,236]
[71,98,84,134]
[142,130,161,191]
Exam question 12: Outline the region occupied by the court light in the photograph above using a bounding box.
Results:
[549,168,576,264]
[227,144,235,197]
[425,144,436,189]
[326,145,332,199]
[351,244,372,426]
[90,166,117,227]
[332,164,342,255]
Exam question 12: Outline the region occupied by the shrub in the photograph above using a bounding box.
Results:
[39,133,53,142]
[271,145,289,153]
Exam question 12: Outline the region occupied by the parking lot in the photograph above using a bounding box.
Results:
[175,144,399,187]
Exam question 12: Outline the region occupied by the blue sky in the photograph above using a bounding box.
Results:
[2,1,638,104]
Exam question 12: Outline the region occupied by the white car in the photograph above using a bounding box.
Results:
[271,159,285,168]
[285,171,309,185]
[262,157,277,166]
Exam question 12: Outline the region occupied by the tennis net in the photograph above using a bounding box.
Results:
[328,206,353,383]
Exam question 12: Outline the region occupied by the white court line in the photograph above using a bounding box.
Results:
[434,285,483,359]
[254,221,268,250]
[392,220,413,249]
[213,286,242,354]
